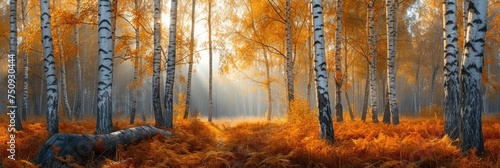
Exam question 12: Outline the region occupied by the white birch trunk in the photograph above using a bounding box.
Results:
[152,0,164,126]
[443,0,460,140]
[60,55,72,121]
[129,0,139,125]
[368,0,379,123]
[312,0,334,143]
[460,0,487,156]
[208,0,214,122]
[96,0,114,134]
[285,0,294,105]
[74,0,83,120]
[386,0,399,125]
[21,0,28,122]
[38,76,44,116]
[184,0,196,119]
[164,0,178,128]
[334,0,343,122]
[307,36,313,105]
[40,0,58,134]
[361,65,370,122]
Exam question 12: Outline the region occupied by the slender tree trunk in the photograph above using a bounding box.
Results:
[393,0,399,56]
[60,55,72,121]
[361,66,370,122]
[429,65,438,110]
[96,0,114,134]
[442,0,461,136]
[38,63,44,116]
[184,0,196,119]
[345,88,354,121]
[208,0,214,122]
[415,59,421,114]
[334,0,343,122]
[368,0,378,123]
[31,80,42,117]
[164,0,178,128]
[152,0,164,126]
[312,0,334,143]
[40,0,59,134]
[130,0,140,125]
[82,26,89,118]
[130,89,136,124]
[307,36,313,105]
[386,0,399,125]
[21,0,28,122]
[383,84,391,124]
[74,0,83,120]
[381,73,386,113]
[460,0,487,156]
[285,0,294,106]
[413,88,417,115]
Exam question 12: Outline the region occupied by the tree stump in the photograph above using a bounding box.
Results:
[34,125,172,167]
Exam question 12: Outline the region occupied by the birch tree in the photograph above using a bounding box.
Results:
[164,0,178,128]
[184,0,196,119]
[74,0,83,120]
[21,0,28,122]
[443,0,460,140]
[307,37,314,105]
[96,0,114,134]
[40,0,58,134]
[367,0,379,123]
[152,0,164,126]
[334,0,344,122]
[208,0,214,122]
[285,0,294,105]
[312,0,334,143]
[385,0,399,125]
[130,0,140,124]
[460,0,487,156]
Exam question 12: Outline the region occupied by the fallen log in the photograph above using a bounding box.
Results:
[34,125,172,167]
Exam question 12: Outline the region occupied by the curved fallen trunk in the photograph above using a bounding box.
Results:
[34,125,172,167]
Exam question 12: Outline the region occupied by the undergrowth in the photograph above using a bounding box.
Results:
[1,100,500,167]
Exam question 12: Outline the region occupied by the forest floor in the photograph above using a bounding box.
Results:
[1,110,500,167]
